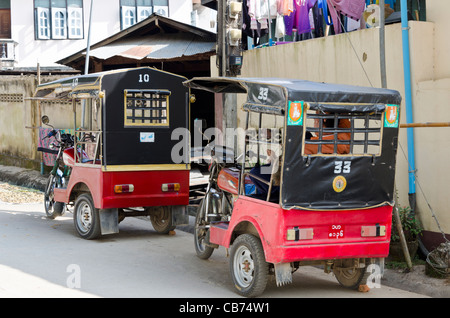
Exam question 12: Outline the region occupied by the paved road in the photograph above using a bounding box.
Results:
[0,201,429,300]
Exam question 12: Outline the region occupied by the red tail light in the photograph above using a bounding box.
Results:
[161,183,180,192]
[114,184,134,193]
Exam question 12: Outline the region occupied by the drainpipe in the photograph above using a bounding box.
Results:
[81,0,94,129]
[400,0,416,211]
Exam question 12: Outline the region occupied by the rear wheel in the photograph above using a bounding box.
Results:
[229,234,269,297]
[333,259,370,289]
[73,193,101,240]
[194,199,214,259]
[44,175,65,219]
[150,206,175,234]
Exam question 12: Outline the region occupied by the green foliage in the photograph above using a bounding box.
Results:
[391,206,423,242]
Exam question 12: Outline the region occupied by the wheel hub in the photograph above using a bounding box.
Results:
[234,246,255,287]
[79,203,92,230]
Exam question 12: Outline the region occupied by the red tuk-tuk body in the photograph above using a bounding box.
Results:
[185,77,401,297]
[54,168,189,209]
[35,67,191,239]
[209,197,392,263]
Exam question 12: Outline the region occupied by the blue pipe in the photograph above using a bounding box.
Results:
[401,0,416,195]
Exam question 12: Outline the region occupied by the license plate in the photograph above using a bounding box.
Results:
[328,225,345,239]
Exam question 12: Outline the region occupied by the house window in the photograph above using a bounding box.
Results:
[120,0,167,30]
[34,0,84,40]
[52,7,67,39]
[122,5,136,29]
[137,6,152,22]
[37,7,50,39]
[68,4,83,38]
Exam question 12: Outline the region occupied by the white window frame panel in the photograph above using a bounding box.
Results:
[122,6,136,29]
[37,7,50,40]
[137,6,152,22]
[68,7,83,39]
[153,5,168,17]
[51,8,67,39]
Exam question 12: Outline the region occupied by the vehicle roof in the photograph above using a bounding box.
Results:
[184,77,402,114]
[33,67,186,99]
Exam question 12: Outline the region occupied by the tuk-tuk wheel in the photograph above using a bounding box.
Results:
[194,199,214,260]
[333,260,370,289]
[73,193,101,240]
[229,234,269,297]
[149,206,175,234]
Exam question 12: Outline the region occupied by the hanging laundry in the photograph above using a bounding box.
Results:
[318,0,332,25]
[250,0,277,21]
[275,13,286,38]
[278,0,294,15]
[311,1,324,37]
[326,0,365,34]
[295,0,318,35]
[284,8,295,36]
[243,0,269,40]
[247,0,270,36]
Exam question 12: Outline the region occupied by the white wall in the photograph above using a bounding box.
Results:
[10,0,121,68]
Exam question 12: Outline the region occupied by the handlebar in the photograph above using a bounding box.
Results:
[43,129,58,139]
[39,128,74,155]
[37,147,59,155]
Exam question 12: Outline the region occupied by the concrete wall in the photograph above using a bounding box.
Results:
[0,75,81,169]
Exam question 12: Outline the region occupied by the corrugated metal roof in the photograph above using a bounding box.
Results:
[87,33,215,61]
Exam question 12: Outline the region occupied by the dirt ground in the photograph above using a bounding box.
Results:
[382,264,449,298]
[0,182,44,204]
[0,181,448,298]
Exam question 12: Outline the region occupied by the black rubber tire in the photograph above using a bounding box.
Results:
[44,175,65,219]
[150,206,175,234]
[194,199,214,260]
[229,234,269,297]
[334,260,370,289]
[73,193,101,240]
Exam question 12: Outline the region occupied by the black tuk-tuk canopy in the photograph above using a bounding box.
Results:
[184,77,402,115]
[184,77,402,211]
[34,67,190,168]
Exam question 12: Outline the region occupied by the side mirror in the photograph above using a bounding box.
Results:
[41,115,54,128]
[41,115,49,125]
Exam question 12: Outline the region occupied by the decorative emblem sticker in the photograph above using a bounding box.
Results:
[332,175,347,193]
[384,104,399,128]
[287,101,303,126]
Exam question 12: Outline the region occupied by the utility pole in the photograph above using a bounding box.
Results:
[379,0,387,89]
[216,0,243,151]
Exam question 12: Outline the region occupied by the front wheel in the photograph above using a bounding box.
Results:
[194,199,214,259]
[229,234,269,297]
[44,175,65,219]
[73,193,101,240]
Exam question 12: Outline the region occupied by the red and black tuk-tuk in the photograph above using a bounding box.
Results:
[34,67,191,239]
[184,77,402,297]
